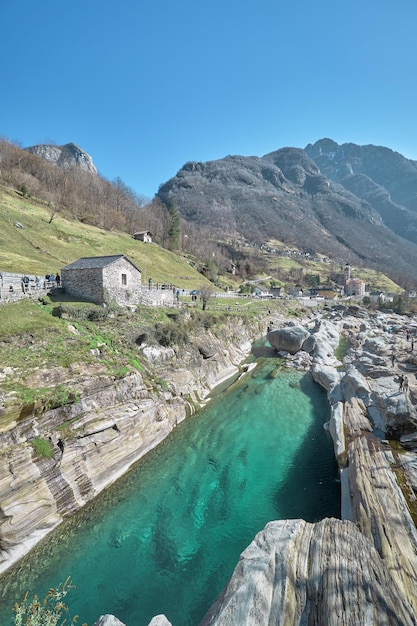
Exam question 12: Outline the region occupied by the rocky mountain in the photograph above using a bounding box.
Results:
[305,138,417,245]
[25,142,97,174]
[157,143,417,285]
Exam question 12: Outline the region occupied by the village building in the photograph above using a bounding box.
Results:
[61,255,142,306]
[253,285,273,298]
[345,278,366,297]
[288,285,304,298]
[270,286,282,298]
[132,231,153,243]
[369,290,386,303]
[309,286,342,299]
[226,261,237,275]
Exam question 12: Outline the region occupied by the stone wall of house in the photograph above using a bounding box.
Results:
[136,286,175,307]
[62,267,104,303]
[103,258,142,306]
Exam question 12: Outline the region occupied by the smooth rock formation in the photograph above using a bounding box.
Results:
[147,616,173,626]
[199,518,415,626]
[92,615,172,626]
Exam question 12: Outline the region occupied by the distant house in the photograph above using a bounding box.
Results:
[61,255,142,306]
[288,286,303,298]
[369,290,385,303]
[227,261,237,275]
[270,286,282,298]
[309,286,342,299]
[133,230,153,243]
[253,285,273,298]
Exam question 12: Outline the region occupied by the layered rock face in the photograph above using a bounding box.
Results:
[200,518,415,626]
[0,318,261,574]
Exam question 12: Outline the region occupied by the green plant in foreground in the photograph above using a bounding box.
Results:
[13,577,86,626]
[31,437,54,459]
[129,357,144,371]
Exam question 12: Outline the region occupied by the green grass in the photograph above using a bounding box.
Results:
[0,186,214,289]
[0,299,64,338]
[31,436,54,458]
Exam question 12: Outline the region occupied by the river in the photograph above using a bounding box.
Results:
[0,348,340,626]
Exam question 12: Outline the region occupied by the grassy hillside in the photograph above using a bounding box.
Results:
[0,186,211,290]
[0,184,402,295]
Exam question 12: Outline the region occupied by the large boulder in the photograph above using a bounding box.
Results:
[267,326,309,354]
[311,363,341,393]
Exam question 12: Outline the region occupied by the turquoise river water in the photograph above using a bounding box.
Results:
[0,350,340,626]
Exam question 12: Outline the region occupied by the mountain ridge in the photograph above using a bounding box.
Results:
[157,140,417,286]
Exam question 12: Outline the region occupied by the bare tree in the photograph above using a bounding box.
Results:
[199,284,215,310]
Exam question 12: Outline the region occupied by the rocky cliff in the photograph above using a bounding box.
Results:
[24,142,98,174]
[305,138,417,246]
[0,317,263,575]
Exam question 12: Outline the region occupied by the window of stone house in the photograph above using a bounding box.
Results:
[121,273,127,286]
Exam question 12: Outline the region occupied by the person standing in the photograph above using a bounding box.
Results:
[403,376,409,393]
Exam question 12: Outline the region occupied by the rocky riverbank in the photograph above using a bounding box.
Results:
[5,303,417,626]
[198,305,417,626]
[0,316,265,576]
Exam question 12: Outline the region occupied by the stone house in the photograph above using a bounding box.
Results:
[133,230,153,243]
[61,255,142,306]
[270,287,282,298]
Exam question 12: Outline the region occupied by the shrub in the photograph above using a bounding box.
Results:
[54,304,108,322]
[154,321,189,347]
[44,385,80,411]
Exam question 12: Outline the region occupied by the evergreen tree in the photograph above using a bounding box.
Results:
[168,203,181,251]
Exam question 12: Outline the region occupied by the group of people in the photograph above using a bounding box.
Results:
[399,374,409,393]
[390,341,412,395]
[45,273,60,286]
[19,272,61,293]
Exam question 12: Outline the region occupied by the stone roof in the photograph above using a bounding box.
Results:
[62,255,141,272]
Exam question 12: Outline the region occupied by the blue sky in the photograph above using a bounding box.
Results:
[1,0,417,199]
